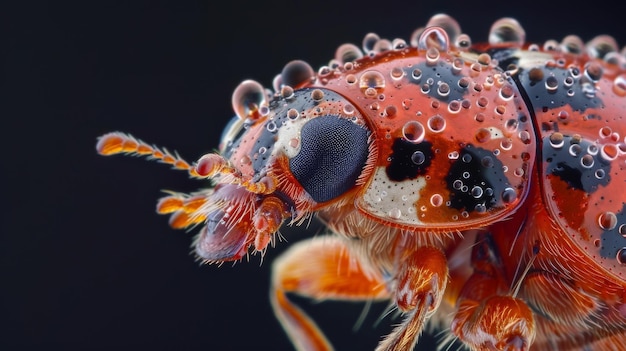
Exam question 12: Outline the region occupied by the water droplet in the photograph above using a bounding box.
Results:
[411,151,426,165]
[481,156,495,168]
[287,108,299,120]
[545,76,558,92]
[390,67,404,80]
[359,70,386,92]
[411,68,422,80]
[458,77,470,89]
[388,208,402,219]
[430,194,444,207]
[452,58,464,74]
[362,33,380,54]
[549,132,564,148]
[452,180,463,190]
[426,47,440,65]
[613,74,626,96]
[561,35,584,54]
[417,26,450,51]
[581,154,594,168]
[385,105,397,118]
[448,100,461,113]
[475,128,491,143]
[343,104,355,115]
[392,38,408,50]
[601,144,618,161]
[471,186,483,198]
[318,66,331,78]
[587,144,599,155]
[528,67,544,82]
[488,17,525,47]
[600,126,613,138]
[455,34,472,49]
[428,114,446,132]
[518,131,531,144]
[501,139,513,150]
[437,82,450,97]
[501,187,517,204]
[598,211,617,230]
[335,43,363,63]
[477,53,491,66]
[586,34,618,59]
[364,87,377,97]
[543,40,559,51]
[281,60,314,88]
[616,248,626,265]
[595,169,606,179]
[495,105,507,115]
[232,80,266,119]
[239,155,252,166]
[569,144,582,156]
[477,97,489,108]
[266,121,277,133]
[499,83,515,100]
[311,89,325,102]
[402,121,425,143]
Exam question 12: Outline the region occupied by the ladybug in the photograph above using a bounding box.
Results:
[97,13,626,351]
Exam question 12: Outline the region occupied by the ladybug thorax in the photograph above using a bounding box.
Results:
[305,45,534,231]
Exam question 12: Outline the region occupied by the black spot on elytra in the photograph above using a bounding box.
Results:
[518,66,603,112]
[599,204,626,261]
[445,145,511,212]
[385,138,433,181]
[543,135,610,193]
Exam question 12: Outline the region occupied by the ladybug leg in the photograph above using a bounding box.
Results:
[375,245,448,351]
[451,233,535,350]
[271,236,390,351]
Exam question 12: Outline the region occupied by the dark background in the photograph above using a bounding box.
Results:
[3,1,624,350]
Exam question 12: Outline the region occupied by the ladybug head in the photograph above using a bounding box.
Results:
[191,79,376,261]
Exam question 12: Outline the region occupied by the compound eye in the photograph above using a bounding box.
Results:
[289,115,370,203]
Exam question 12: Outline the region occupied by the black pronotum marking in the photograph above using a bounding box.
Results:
[385,138,434,181]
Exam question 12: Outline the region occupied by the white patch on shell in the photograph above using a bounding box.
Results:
[515,50,554,70]
[488,126,504,139]
[360,167,426,224]
[273,116,309,159]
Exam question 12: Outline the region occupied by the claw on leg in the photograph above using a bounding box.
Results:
[271,237,390,351]
[375,246,448,351]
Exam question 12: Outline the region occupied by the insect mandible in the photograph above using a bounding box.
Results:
[97,13,626,351]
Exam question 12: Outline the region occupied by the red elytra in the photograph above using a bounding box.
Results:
[97,14,626,351]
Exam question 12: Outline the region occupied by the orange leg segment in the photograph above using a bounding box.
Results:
[375,246,448,351]
[271,236,390,351]
[451,234,536,351]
